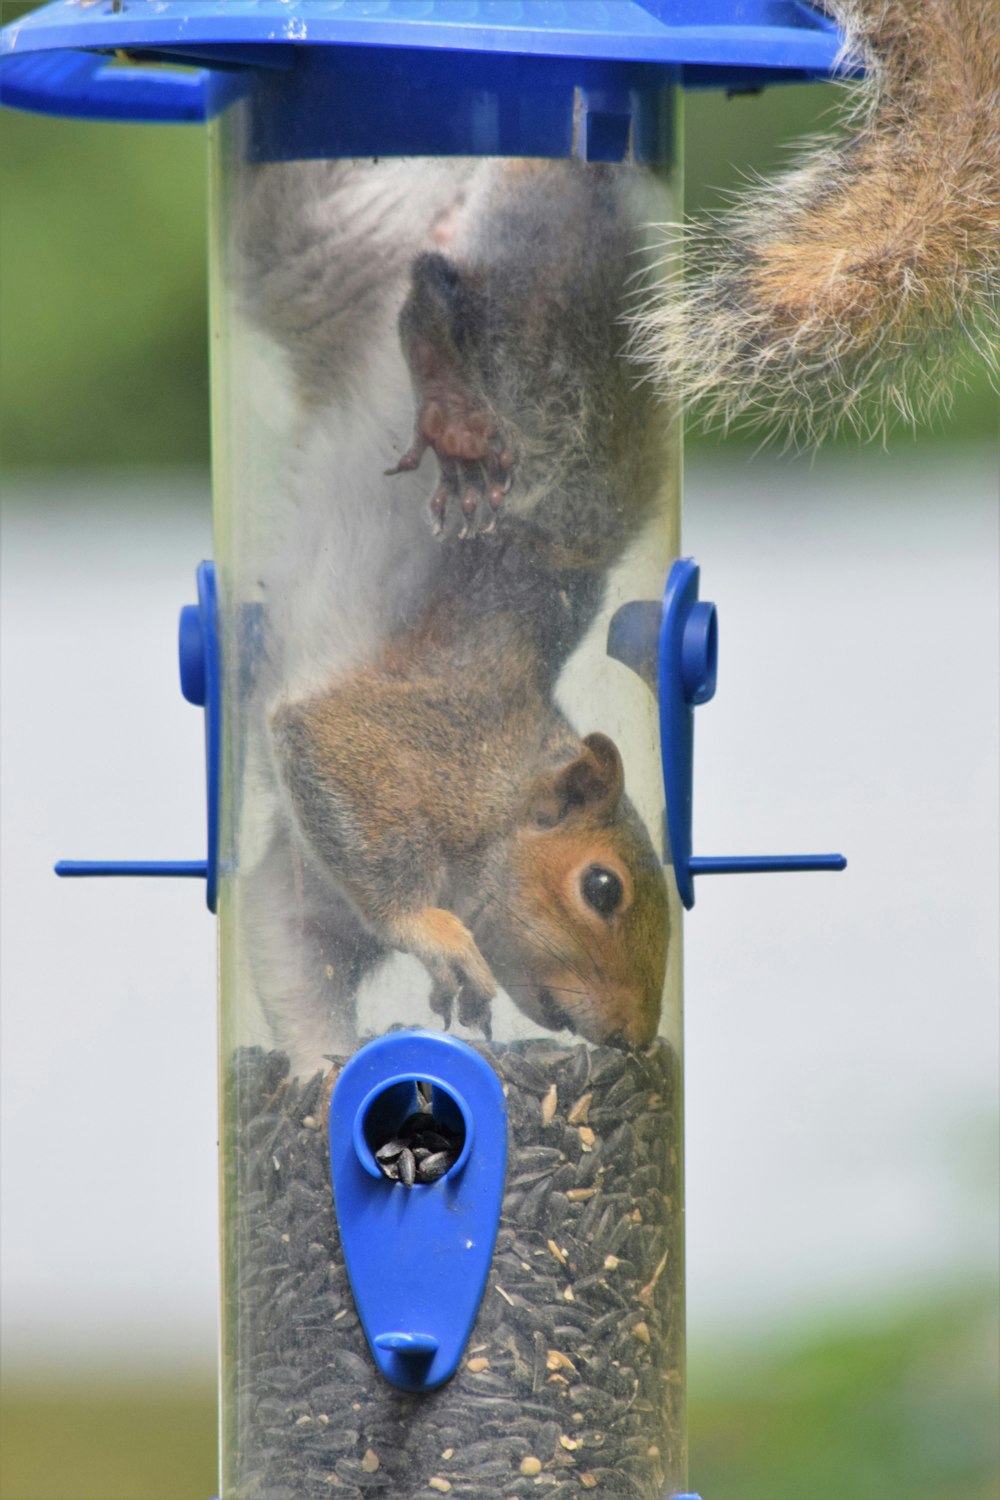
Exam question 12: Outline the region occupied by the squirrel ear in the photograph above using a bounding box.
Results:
[530,732,625,827]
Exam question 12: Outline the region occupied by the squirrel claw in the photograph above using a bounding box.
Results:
[457,983,493,1038]
[388,906,497,1026]
[416,435,515,540]
[386,430,514,539]
[385,438,427,477]
[427,443,516,538]
[428,980,455,1030]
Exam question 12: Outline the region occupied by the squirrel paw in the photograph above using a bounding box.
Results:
[428,976,494,1040]
[387,385,516,538]
[428,979,455,1030]
[390,906,497,1029]
[457,982,493,1039]
[387,250,517,538]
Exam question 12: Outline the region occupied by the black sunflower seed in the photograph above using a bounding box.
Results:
[398,1147,417,1188]
[415,1151,451,1183]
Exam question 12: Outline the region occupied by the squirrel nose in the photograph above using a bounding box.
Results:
[602,1026,635,1053]
[620,1009,660,1051]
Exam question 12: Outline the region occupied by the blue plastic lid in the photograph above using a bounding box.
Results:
[1,2,845,144]
[1,2,843,73]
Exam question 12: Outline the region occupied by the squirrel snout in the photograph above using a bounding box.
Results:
[488,852,668,1050]
[528,978,661,1052]
[578,983,662,1052]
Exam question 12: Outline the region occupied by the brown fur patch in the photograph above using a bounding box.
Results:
[632,0,1000,441]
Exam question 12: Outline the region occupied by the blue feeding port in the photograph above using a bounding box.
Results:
[329,1032,508,1393]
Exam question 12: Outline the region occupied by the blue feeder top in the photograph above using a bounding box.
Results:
[1,3,847,130]
[1,1,844,71]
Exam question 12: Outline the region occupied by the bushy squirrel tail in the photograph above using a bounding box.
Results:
[632,0,999,443]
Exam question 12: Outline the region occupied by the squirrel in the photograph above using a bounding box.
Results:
[233,158,673,1073]
[632,0,999,443]
[271,584,668,1052]
[234,0,997,1074]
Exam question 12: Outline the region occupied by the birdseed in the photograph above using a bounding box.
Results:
[224,1037,684,1497]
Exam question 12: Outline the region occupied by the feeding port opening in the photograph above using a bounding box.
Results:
[355,1076,472,1186]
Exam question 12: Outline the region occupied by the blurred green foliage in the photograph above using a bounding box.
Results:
[691,1293,1000,1500]
[0,1376,217,1500]
[2,1294,996,1499]
[1,11,996,470]
[0,105,210,467]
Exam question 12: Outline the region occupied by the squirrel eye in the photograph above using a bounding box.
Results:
[580,865,624,918]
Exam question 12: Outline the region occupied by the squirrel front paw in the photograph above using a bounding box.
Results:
[428,974,494,1040]
[389,906,497,1033]
[386,252,517,539]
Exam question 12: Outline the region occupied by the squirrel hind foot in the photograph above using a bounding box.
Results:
[386,349,517,537]
[390,250,518,537]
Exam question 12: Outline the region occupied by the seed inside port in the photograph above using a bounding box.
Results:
[357,1077,470,1186]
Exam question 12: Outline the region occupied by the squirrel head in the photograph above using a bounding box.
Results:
[480,732,669,1049]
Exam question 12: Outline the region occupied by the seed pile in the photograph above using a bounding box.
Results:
[226,1038,684,1500]
[374,1105,463,1187]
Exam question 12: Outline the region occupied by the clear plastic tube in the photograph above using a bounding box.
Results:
[209,101,685,1498]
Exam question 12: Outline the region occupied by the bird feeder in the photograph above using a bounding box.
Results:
[0,5,848,1497]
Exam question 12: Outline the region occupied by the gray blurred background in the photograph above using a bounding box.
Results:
[2,12,998,1497]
